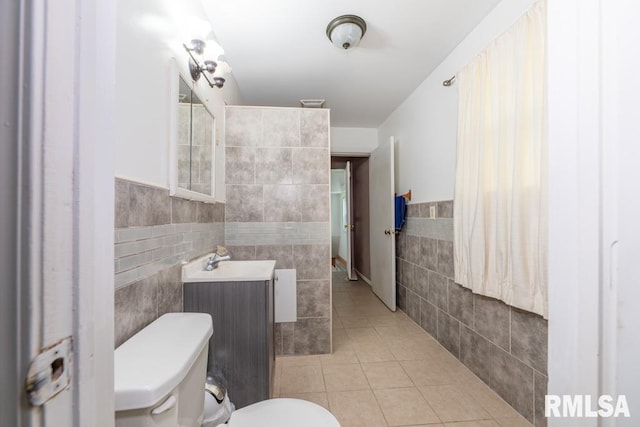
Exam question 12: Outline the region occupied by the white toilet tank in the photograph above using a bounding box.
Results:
[114,313,213,427]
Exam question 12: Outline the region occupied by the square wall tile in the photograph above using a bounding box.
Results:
[263,108,300,147]
[420,298,438,337]
[448,281,473,327]
[292,148,329,184]
[459,326,494,386]
[437,310,461,358]
[397,284,407,311]
[297,280,330,318]
[256,244,293,268]
[225,147,256,184]
[157,265,182,315]
[437,200,454,218]
[293,318,331,355]
[405,289,421,324]
[264,185,301,222]
[255,147,292,184]
[171,197,197,223]
[474,295,510,351]
[115,178,130,228]
[428,271,448,311]
[114,276,158,347]
[420,237,438,271]
[511,308,548,374]
[293,244,330,280]
[225,107,262,147]
[413,266,429,300]
[437,240,454,279]
[300,109,328,148]
[226,245,256,260]
[406,234,421,265]
[128,182,171,227]
[225,185,264,222]
[196,202,224,223]
[490,346,535,423]
[299,184,330,222]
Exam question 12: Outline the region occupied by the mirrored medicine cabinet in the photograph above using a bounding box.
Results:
[169,60,216,202]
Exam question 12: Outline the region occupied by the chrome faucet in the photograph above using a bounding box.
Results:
[204,247,231,271]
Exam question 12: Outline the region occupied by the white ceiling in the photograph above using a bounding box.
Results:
[203,0,501,127]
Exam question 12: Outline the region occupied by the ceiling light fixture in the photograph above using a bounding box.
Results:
[326,15,367,50]
[183,39,231,89]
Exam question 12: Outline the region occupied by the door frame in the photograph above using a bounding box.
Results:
[7,0,117,425]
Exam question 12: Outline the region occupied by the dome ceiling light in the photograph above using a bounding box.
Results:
[326,15,367,50]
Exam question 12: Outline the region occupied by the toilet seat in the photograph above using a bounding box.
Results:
[226,398,340,427]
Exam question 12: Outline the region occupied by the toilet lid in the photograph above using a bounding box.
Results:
[228,398,340,427]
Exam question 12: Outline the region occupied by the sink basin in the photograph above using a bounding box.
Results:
[182,254,276,283]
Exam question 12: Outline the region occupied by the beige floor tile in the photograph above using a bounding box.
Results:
[345,327,382,344]
[322,363,370,392]
[278,392,330,410]
[465,383,522,419]
[419,385,492,422]
[494,416,533,426]
[277,355,321,367]
[320,349,360,366]
[376,324,426,339]
[367,313,416,327]
[333,334,357,351]
[373,387,441,426]
[279,364,325,394]
[327,390,388,427]
[401,359,479,386]
[444,421,501,427]
[390,340,442,361]
[340,316,373,328]
[361,361,414,389]
[353,342,396,363]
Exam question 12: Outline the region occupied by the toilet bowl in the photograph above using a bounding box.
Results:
[214,398,340,427]
[114,313,213,427]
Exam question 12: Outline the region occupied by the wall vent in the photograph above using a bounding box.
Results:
[300,99,325,108]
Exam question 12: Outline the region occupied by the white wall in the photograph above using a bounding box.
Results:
[377,0,535,203]
[115,0,241,200]
[330,127,378,155]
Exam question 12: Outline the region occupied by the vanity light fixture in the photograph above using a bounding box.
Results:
[183,39,231,89]
[326,15,367,50]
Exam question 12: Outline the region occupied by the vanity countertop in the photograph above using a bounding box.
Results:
[182,254,276,283]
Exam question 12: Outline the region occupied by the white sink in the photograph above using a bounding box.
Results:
[182,254,276,283]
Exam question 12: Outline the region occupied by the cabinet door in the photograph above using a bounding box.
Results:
[184,281,269,408]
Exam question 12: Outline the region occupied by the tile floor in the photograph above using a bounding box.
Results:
[272,270,533,427]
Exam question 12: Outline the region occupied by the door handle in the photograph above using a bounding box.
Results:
[384,229,390,235]
[344,224,355,230]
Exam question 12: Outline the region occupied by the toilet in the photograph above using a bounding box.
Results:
[219,397,340,427]
[114,313,213,427]
[115,313,340,427]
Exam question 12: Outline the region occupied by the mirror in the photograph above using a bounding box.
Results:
[170,64,216,202]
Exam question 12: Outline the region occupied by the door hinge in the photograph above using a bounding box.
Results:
[25,337,73,406]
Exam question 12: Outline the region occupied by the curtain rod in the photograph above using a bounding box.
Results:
[443,75,456,87]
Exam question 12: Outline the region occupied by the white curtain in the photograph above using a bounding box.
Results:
[454,0,547,318]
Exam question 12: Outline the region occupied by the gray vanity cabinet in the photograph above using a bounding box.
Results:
[183,279,274,409]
